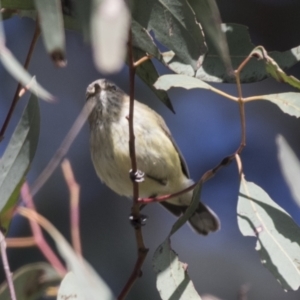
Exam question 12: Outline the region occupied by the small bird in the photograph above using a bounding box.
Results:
[86,79,220,235]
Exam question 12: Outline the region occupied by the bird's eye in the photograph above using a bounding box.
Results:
[109,84,117,91]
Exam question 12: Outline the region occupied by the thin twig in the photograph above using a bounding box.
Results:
[0,19,40,141]
[61,159,82,256]
[118,29,149,300]
[6,237,36,248]
[133,54,152,68]
[21,182,66,276]
[0,231,17,300]
[30,100,95,196]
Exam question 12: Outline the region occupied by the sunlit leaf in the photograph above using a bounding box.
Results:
[245,92,300,118]
[132,0,206,72]
[133,48,174,113]
[57,272,85,300]
[34,0,66,67]
[153,239,202,300]
[0,262,60,300]
[238,177,300,290]
[0,95,39,225]
[91,0,130,73]
[154,74,216,92]
[276,135,300,207]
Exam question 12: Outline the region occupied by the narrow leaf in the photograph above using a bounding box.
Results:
[0,11,53,101]
[0,262,60,300]
[169,182,201,236]
[187,0,232,74]
[34,0,67,67]
[132,0,206,71]
[246,92,300,118]
[238,177,300,290]
[276,135,300,207]
[153,239,202,300]
[91,0,130,73]
[0,95,39,217]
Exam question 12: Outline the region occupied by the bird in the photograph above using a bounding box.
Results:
[86,78,220,235]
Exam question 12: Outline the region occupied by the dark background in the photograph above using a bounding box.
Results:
[1,0,300,299]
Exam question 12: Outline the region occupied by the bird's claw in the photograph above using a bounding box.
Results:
[129,214,148,229]
[129,169,145,183]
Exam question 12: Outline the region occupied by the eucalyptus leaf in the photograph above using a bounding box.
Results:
[154,74,217,92]
[153,239,202,300]
[131,0,206,72]
[276,135,300,207]
[0,262,60,300]
[34,0,67,67]
[238,178,300,290]
[0,11,53,101]
[169,182,201,236]
[245,92,300,118]
[1,0,34,10]
[0,94,39,218]
[187,0,232,74]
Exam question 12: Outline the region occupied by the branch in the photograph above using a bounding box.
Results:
[0,19,40,141]
[61,159,82,256]
[117,29,149,300]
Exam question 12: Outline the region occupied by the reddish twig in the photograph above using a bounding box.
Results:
[0,19,40,141]
[61,159,82,256]
[0,231,17,300]
[6,237,36,248]
[21,182,66,276]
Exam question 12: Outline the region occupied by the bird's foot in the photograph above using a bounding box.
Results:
[129,169,145,183]
[129,214,148,229]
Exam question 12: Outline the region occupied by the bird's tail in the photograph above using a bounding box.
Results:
[160,201,220,235]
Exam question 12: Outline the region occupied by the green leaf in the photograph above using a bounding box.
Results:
[246,92,300,118]
[133,48,174,113]
[0,95,39,225]
[131,20,162,60]
[252,46,300,90]
[91,0,130,73]
[0,10,53,101]
[276,135,300,207]
[131,0,206,72]
[34,0,67,67]
[154,74,217,92]
[169,182,202,236]
[0,262,60,300]
[237,178,300,290]
[187,0,232,74]
[57,272,86,300]
[153,239,202,300]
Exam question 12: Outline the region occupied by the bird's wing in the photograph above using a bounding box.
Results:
[156,114,190,179]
